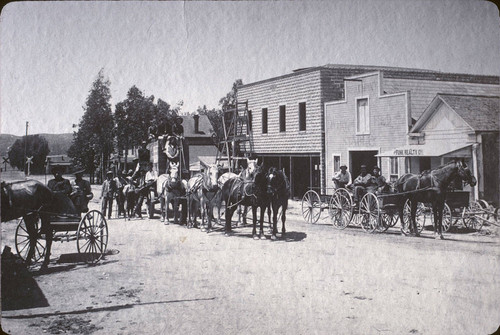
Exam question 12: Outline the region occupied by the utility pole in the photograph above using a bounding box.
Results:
[24,121,28,176]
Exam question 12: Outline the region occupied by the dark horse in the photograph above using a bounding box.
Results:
[1,180,80,268]
[266,167,290,240]
[222,164,269,239]
[394,160,477,239]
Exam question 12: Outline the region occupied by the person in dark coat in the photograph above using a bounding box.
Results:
[47,166,72,196]
[100,170,117,219]
[70,166,93,213]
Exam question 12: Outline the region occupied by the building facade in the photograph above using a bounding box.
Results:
[239,64,499,198]
[325,71,499,204]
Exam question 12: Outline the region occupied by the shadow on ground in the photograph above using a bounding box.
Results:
[1,246,49,311]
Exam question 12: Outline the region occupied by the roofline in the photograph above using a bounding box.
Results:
[238,64,500,89]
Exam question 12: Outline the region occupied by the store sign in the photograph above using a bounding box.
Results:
[393,148,424,156]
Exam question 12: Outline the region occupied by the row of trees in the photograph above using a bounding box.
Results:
[68,69,241,181]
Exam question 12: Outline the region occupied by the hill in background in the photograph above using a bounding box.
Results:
[0,133,74,157]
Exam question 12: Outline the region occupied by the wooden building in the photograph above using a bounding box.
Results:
[324,71,499,203]
[238,64,499,198]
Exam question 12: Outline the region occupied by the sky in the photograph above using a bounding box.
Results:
[1,0,499,136]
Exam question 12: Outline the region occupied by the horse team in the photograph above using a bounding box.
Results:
[157,158,290,240]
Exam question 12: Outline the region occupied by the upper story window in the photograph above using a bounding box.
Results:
[247,110,252,131]
[262,108,268,134]
[279,105,286,132]
[356,98,369,134]
[299,102,306,131]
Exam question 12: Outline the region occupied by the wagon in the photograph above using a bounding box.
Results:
[328,188,404,233]
[15,209,108,265]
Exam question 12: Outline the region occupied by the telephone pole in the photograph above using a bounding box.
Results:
[24,121,28,176]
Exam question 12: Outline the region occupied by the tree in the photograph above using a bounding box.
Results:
[219,79,243,111]
[8,135,50,174]
[68,69,114,182]
[198,79,244,144]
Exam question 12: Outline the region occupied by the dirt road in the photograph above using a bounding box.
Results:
[1,189,499,334]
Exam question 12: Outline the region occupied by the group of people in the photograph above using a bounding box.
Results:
[332,164,388,201]
[47,165,93,214]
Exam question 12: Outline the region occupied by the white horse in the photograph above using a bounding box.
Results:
[159,162,187,225]
[187,164,221,231]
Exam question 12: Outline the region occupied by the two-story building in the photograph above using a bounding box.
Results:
[325,71,499,204]
[239,64,499,198]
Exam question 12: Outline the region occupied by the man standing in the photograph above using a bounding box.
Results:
[100,171,117,219]
[332,164,352,189]
[47,166,72,196]
[70,166,93,213]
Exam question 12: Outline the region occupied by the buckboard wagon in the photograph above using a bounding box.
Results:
[15,209,108,265]
[301,188,497,234]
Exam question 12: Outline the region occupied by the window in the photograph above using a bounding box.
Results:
[390,157,399,182]
[332,155,341,173]
[356,98,369,134]
[247,110,252,131]
[279,105,286,132]
[262,108,268,134]
[299,102,306,131]
[405,157,411,174]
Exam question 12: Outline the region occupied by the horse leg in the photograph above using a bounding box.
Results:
[40,216,52,270]
[225,203,236,234]
[436,202,444,240]
[259,206,266,240]
[281,204,287,237]
[252,206,258,239]
[160,196,166,223]
[23,214,38,265]
[200,196,207,232]
[411,200,419,237]
[271,203,278,240]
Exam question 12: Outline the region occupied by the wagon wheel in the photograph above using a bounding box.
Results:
[462,200,484,231]
[329,190,353,229]
[359,193,379,233]
[77,210,108,264]
[401,200,426,235]
[15,217,46,263]
[379,211,396,232]
[301,190,321,224]
[431,203,452,232]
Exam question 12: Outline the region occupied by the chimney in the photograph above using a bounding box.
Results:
[193,114,200,133]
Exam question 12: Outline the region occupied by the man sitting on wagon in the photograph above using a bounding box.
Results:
[351,165,372,202]
[332,164,351,189]
[367,166,388,194]
[70,166,93,213]
[48,165,72,196]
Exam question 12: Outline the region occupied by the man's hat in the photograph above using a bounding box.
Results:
[127,169,134,176]
[373,166,380,171]
[340,164,347,169]
[126,176,133,181]
[360,164,367,169]
[73,166,86,175]
[51,165,64,174]
[106,170,114,176]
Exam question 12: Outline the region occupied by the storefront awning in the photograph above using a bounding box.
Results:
[376,143,472,157]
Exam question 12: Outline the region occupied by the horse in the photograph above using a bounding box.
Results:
[222,164,269,239]
[160,162,186,225]
[186,164,220,232]
[394,160,477,239]
[266,167,290,240]
[1,180,80,268]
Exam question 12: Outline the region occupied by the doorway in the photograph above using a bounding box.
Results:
[350,150,378,178]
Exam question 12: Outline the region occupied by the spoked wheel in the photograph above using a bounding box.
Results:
[379,211,397,232]
[329,190,353,229]
[301,190,321,224]
[401,200,426,235]
[431,203,452,232]
[77,210,108,264]
[359,193,379,233]
[462,200,484,231]
[15,217,46,263]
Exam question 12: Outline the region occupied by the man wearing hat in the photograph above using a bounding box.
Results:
[172,116,184,137]
[352,165,372,202]
[332,164,352,189]
[368,166,387,193]
[100,170,117,219]
[48,165,72,196]
[70,166,93,212]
